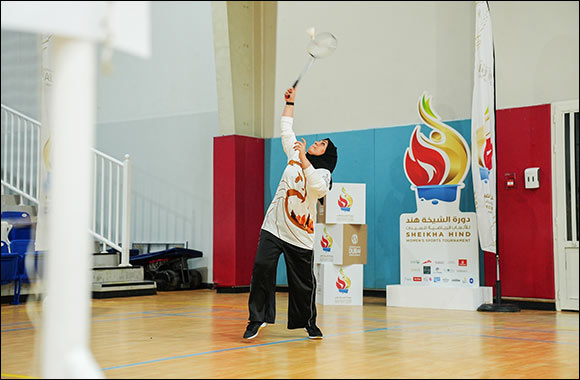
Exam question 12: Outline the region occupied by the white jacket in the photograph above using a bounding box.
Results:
[261,116,331,249]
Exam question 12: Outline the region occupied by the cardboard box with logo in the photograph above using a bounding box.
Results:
[313,223,367,265]
[315,262,363,305]
[317,183,366,224]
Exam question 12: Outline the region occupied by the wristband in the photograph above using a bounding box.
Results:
[285,102,294,106]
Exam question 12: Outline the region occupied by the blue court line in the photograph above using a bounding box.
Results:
[5,303,578,338]
[1,302,386,329]
[0,307,225,331]
[394,319,580,336]
[0,314,168,332]
[476,334,579,345]
[483,326,579,335]
[0,310,244,332]
[91,306,241,318]
[1,327,36,332]
[101,326,405,371]
[101,337,311,371]
[101,324,580,371]
[4,307,579,339]
[141,309,237,316]
[143,312,250,322]
[0,321,35,327]
[138,311,422,331]
[139,311,371,329]
[395,328,580,346]
[104,320,580,373]
[0,310,255,332]
[457,321,579,335]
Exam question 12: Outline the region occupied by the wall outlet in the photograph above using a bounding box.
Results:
[524,167,540,189]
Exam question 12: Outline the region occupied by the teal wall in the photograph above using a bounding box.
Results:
[264,120,484,289]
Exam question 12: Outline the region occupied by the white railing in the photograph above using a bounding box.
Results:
[91,149,132,266]
[1,104,132,266]
[0,105,41,204]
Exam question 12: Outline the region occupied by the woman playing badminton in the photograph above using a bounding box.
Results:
[244,87,338,340]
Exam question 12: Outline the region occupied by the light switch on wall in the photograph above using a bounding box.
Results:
[524,167,540,189]
[505,172,516,189]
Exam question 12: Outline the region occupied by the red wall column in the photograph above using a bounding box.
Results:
[492,104,555,299]
[213,135,264,288]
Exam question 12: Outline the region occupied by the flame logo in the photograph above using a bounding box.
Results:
[483,138,493,169]
[404,93,471,186]
[320,227,333,252]
[404,127,448,185]
[476,107,493,170]
[335,268,351,293]
[337,187,353,211]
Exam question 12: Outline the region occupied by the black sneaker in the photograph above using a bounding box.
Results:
[305,324,323,339]
[243,322,267,339]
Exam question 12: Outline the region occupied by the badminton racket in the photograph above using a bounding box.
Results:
[290,29,337,90]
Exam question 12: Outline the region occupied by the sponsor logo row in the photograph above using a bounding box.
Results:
[407,276,474,284]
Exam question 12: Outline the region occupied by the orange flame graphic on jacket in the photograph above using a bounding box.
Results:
[284,161,314,234]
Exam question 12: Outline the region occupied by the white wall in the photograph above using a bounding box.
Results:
[272,1,579,137]
[489,1,579,109]
[96,1,218,282]
[0,31,40,120]
[273,1,475,137]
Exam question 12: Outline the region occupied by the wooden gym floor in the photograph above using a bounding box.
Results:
[1,289,578,379]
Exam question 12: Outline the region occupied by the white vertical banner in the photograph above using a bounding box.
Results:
[471,1,496,253]
[35,34,53,252]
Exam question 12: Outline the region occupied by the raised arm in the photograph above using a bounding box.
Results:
[281,87,298,158]
[283,87,295,117]
[293,138,331,199]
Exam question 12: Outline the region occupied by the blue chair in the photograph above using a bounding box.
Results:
[1,211,31,224]
[1,240,9,253]
[9,239,34,255]
[1,252,22,305]
[2,211,32,241]
[8,226,32,241]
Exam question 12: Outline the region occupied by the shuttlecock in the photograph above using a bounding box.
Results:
[306,27,316,40]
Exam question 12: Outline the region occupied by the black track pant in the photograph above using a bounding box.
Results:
[248,229,318,329]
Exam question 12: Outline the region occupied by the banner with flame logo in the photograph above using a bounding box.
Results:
[400,92,479,288]
[322,183,366,224]
[471,1,497,253]
[320,227,333,252]
[338,187,353,211]
[335,268,351,294]
[404,93,471,194]
[315,263,363,305]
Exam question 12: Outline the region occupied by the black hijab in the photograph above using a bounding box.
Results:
[306,138,337,198]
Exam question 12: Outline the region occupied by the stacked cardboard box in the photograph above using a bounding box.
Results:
[314,183,366,306]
